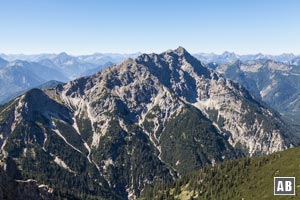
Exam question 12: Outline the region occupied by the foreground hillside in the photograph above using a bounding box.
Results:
[141,147,300,200]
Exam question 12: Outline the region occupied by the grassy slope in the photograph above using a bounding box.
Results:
[140,147,300,200]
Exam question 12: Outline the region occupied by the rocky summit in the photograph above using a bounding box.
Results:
[0,47,298,199]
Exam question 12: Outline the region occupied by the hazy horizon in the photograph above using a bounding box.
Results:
[0,49,299,57]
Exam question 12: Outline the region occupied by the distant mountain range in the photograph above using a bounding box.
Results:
[0,47,298,199]
[0,80,64,105]
[0,60,67,104]
[194,51,300,64]
[0,52,141,66]
[206,59,300,126]
[0,53,141,104]
[2,51,299,65]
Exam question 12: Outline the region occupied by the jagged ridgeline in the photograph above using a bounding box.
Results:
[0,47,298,199]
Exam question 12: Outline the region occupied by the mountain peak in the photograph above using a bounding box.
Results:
[175,46,188,55]
[7,60,29,68]
[58,52,69,57]
[222,51,237,57]
[134,47,211,81]
[53,52,78,65]
[56,52,73,60]
[162,47,191,58]
[0,56,8,68]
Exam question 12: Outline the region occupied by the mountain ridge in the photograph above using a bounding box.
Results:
[207,59,300,125]
[0,47,298,199]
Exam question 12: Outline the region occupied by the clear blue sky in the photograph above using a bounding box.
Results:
[0,0,299,55]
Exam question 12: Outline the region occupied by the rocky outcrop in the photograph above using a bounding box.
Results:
[0,158,56,200]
